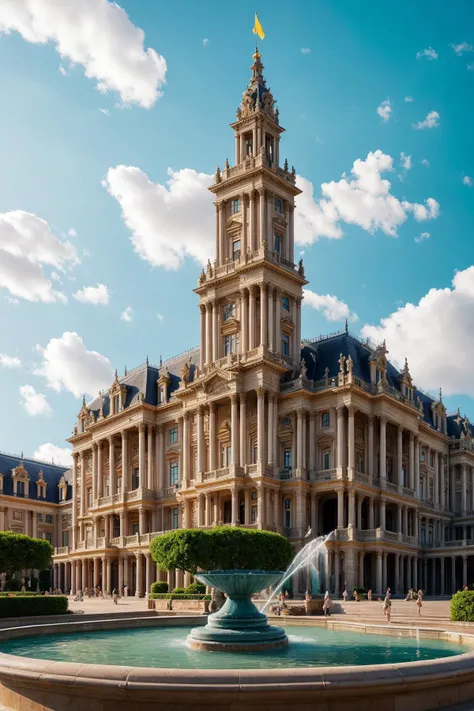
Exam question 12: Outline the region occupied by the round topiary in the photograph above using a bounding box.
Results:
[150,581,168,595]
[150,527,293,573]
[451,590,474,621]
[172,587,185,594]
[185,582,206,595]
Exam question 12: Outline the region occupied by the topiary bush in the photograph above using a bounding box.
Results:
[150,593,211,600]
[185,582,206,595]
[451,590,474,621]
[150,527,293,573]
[172,587,185,594]
[0,596,68,618]
[150,581,168,595]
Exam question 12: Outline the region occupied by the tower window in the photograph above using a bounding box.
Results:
[274,197,282,213]
[265,135,274,165]
[281,334,290,356]
[282,296,290,311]
[274,233,281,255]
[244,136,253,156]
[233,239,241,260]
[223,302,235,321]
[225,334,237,355]
[231,199,240,214]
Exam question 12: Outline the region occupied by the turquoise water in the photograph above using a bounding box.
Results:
[0,626,468,669]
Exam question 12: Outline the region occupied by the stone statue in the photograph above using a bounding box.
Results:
[194,365,201,379]
[338,353,346,374]
[298,258,305,277]
[180,361,190,386]
[300,358,307,378]
[346,355,353,375]
[324,367,330,384]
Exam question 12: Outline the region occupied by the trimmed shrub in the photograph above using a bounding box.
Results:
[451,590,474,621]
[0,596,68,618]
[150,581,169,595]
[172,587,185,594]
[185,582,206,595]
[150,593,211,600]
[0,592,44,597]
[353,586,366,594]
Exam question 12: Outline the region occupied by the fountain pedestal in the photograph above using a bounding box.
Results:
[187,570,288,652]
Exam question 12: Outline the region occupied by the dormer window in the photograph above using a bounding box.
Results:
[113,394,120,414]
[223,302,235,321]
[231,199,240,214]
[274,197,283,213]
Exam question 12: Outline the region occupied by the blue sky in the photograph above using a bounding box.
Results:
[0,0,473,465]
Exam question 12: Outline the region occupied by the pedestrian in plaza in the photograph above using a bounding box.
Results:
[367,589,373,602]
[383,593,392,623]
[342,587,348,602]
[112,588,118,604]
[416,592,423,616]
[323,591,332,617]
[353,589,359,602]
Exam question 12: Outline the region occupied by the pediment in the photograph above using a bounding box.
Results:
[12,463,29,480]
[201,369,232,394]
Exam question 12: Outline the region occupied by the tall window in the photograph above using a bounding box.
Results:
[170,461,179,486]
[231,199,240,214]
[232,239,241,260]
[265,135,274,165]
[169,426,178,444]
[87,488,92,507]
[62,532,69,547]
[284,498,291,529]
[16,481,25,497]
[45,514,53,524]
[284,448,292,470]
[322,451,330,470]
[223,302,235,321]
[321,411,330,428]
[132,468,139,490]
[132,523,139,534]
[274,197,283,213]
[430,452,434,468]
[282,295,290,311]
[274,233,281,255]
[114,394,120,413]
[281,334,290,356]
[220,445,232,467]
[172,507,179,529]
[420,449,425,462]
[225,334,237,355]
[244,136,253,156]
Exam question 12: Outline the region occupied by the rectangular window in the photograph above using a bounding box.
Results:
[284,448,292,470]
[282,295,290,311]
[284,498,291,529]
[356,454,364,473]
[244,136,253,156]
[323,451,330,470]
[172,507,179,529]
[251,505,257,523]
[321,411,330,428]
[420,449,425,462]
[132,523,139,535]
[233,239,241,260]
[62,532,69,547]
[227,445,232,466]
[132,468,139,490]
[45,514,53,524]
[281,334,290,356]
[16,481,25,497]
[231,199,240,214]
[274,197,283,213]
[169,426,178,444]
[225,334,236,355]
[45,532,52,543]
[114,394,119,413]
[265,135,274,165]
[253,443,257,464]
[170,461,179,486]
[223,302,235,321]
[274,233,281,255]
[37,513,43,522]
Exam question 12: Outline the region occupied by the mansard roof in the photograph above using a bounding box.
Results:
[0,452,70,503]
[446,411,474,439]
[301,331,450,434]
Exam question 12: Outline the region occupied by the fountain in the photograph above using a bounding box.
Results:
[187,570,288,651]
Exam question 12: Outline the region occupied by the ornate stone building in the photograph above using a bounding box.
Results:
[52,51,474,598]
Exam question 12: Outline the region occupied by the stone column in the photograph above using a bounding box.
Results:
[274,289,281,354]
[239,396,246,467]
[231,394,239,467]
[347,406,355,480]
[257,484,264,526]
[295,298,302,363]
[334,553,340,597]
[394,553,400,594]
[206,302,213,365]
[413,555,418,591]
[267,395,274,465]
[337,489,344,528]
[240,289,248,353]
[368,417,374,482]
[337,407,345,472]
[231,488,239,525]
[244,489,251,525]
[369,498,375,529]
[108,437,115,497]
[348,491,356,527]
[382,552,387,592]
[440,556,445,595]
[409,432,415,490]
[268,286,274,350]
[199,304,206,369]
[71,560,77,594]
[92,443,98,502]
[241,193,248,255]
[403,506,408,536]
[138,424,146,488]
[121,430,128,492]
[209,403,216,471]
[451,555,456,593]
[415,437,420,498]
[463,554,468,587]
[259,189,265,246]
[407,555,412,590]
[81,559,87,591]
[397,427,403,486]
[380,499,386,530]
[145,554,152,598]
[260,284,267,347]
[212,299,219,363]
[257,387,265,462]
[118,556,124,593]
[97,440,103,498]
[296,409,303,469]
[379,417,387,485]
[248,285,256,350]
[72,453,78,549]
[289,206,295,261]
[249,191,256,251]
[397,505,402,534]
[182,411,190,485]
[147,426,153,490]
[157,426,164,490]
[462,464,468,516]
[205,493,211,526]
[197,406,205,472]
[357,495,363,529]
[309,413,316,475]
[135,553,143,597]
[434,452,439,507]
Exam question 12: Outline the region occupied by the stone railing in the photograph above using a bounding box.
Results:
[279,469,293,480]
[385,481,398,492]
[76,541,86,550]
[362,529,377,541]
[384,530,399,541]
[162,486,179,498]
[124,534,140,547]
[312,468,337,481]
[355,471,369,483]
[402,535,417,545]
[95,537,106,548]
[54,546,69,555]
[402,487,415,498]
[246,464,258,474]
[202,467,230,482]
[110,536,121,546]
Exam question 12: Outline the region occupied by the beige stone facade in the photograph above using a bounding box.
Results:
[51,51,474,598]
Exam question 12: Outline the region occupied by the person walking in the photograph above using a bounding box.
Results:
[367,589,372,602]
[112,588,118,604]
[416,592,423,617]
[383,593,392,623]
[323,591,332,617]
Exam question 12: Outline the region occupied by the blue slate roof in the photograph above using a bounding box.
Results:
[0,452,70,503]
[446,412,474,439]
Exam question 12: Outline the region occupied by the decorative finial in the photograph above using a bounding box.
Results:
[124,365,127,376]
[225,158,230,170]
[284,158,288,172]
[215,165,221,181]
[146,355,149,366]
[345,318,348,334]
[160,354,163,367]
[439,387,443,402]
[114,368,118,381]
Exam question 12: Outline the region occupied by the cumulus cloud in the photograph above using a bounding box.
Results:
[0,0,167,108]
[400,153,412,172]
[376,98,392,123]
[416,47,438,60]
[0,210,79,302]
[462,176,473,186]
[35,331,112,398]
[405,96,414,102]
[20,384,52,416]
[413,110,440,130]
[303,289,358,322]
[295,150,440,245]
[414,231,430,243]
[73,282,110,305]
[33,443,73,466]
[104,165,215,269]
[421,158,430,167]
[451,42,473,56]
[0,353,21,368]
[120,306,133,322]
[99,108,110,116]
[362,266,474,397]
[301,47,311,55]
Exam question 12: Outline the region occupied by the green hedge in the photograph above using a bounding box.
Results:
[451,590,474,621]
[150,593,211,600]
[150,581,169,594]
[0,592,44,597]
[0,596,68,618]
[185,582,206,595]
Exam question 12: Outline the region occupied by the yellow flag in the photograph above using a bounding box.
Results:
[253,13,265,40]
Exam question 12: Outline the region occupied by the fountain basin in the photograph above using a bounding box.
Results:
[187,570,288,651]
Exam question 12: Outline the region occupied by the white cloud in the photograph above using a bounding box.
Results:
[35,331,112,398]
[0,210,79,302]
[376,98,392,123]
[0,353,21,368]
[0,0,167,108]
[303,289,358,323]
[73,282,110,305]
[68,227,77,237]
[400,152,412,171]
[202,38,209,47]
[99,108,110,116]
[58,64,68,76]
[6,295,19,304]
[414,231,430,243]
[295,150,440,245]
[104,165,215,269]
[301,48,311,55]
[405,96,414,102]
[362,266,474,397]
[462,176,473,186]
[416,47,438,60]
[121,306,133,322]
[157,312,165,323]
[413,110,440,130]
[421,158,430,167]
[33,443,72,466]
[20,384,52,416]
[451,42,473,56]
